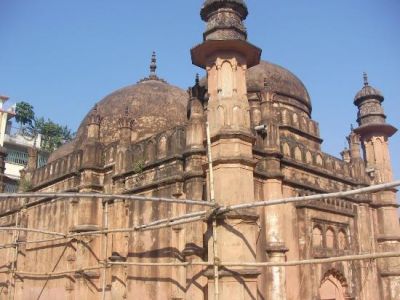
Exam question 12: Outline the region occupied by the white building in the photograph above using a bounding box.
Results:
[0,95,47,192]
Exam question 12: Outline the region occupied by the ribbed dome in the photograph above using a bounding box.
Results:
[48,79,188,162]
[201,0,248,20]
[354,85,383,105]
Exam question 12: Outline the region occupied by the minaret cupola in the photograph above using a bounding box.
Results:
[200,0,248,41]
[353,73,397,137]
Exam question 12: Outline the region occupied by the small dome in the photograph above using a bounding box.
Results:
[48,79,188,162]
[354,73,384,105]
[201,0,248,20]
[354,85,383,105]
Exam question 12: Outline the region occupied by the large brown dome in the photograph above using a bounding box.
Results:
[200,60,312,114]
[247,61,311,113]
[48,79,188,162]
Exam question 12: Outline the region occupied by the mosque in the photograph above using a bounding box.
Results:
[0,1,399,299]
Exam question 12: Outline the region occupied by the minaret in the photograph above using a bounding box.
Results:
[192,1,262,299]
[353,73,400,300]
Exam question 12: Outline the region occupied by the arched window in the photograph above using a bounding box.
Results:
[326,228,335,248]
[313,226,323,248]
[338,230,347,250]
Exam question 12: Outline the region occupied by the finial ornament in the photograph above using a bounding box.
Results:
[150,51,157,77]
[363,72,369,86]
[195,73,200,86]
[138,51,167,83]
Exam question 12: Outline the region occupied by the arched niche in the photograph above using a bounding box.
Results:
[312,226,323,248]
[338,230,347,250]
[319,270,349,300]
[221,61,233,98]
[326,227,336,249]
[282,143,291,157]
[294,146,302,161]
[306,151,313,164]
[145,141,156,163]
[316,154,323,166]
[157,135,168,159]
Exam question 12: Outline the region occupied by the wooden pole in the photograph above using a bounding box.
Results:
[206,122,219,300]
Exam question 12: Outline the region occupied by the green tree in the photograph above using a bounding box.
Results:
[15,101,35,127]
[15,102,74,152]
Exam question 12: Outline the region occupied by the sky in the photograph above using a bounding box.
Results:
[0,0,399,184]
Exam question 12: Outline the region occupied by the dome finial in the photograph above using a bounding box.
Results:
[363,72,369,87]
[150,51,157,77]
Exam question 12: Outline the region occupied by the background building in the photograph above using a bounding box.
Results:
[0,96,47,192]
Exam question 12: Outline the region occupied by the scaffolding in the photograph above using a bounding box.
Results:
[0,180,399,299]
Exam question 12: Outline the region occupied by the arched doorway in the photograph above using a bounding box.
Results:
[319,270,348,300]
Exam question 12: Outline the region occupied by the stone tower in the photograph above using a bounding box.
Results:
[353,73,400,299]
[192,0,262,298]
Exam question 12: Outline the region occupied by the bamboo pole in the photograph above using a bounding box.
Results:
[109,261,211,267]
[0,214,207,248]
[0,192,214,207]
[15,266,104,277]
[101,201,109,300]
[10,251,400,277]
[0,227,67,237]
[8,213,19,300]
[206,122,219,300]
[221,251,400,267]
[223,180,400,213]
[1,181,399,249]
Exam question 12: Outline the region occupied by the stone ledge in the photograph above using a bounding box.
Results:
[380,271,400,277]
[265,242,289,253]
[377,235,400,243]
[205,156,257,168]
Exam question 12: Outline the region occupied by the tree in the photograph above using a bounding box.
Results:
[15,102,74,152]
[15,102,34,127]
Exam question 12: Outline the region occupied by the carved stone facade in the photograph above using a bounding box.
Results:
[0,1,398,299]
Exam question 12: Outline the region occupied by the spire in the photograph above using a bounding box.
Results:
[150,51,157,78]
[138,51,167,84]
[88,104,101,125]
[363,72,369,86]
